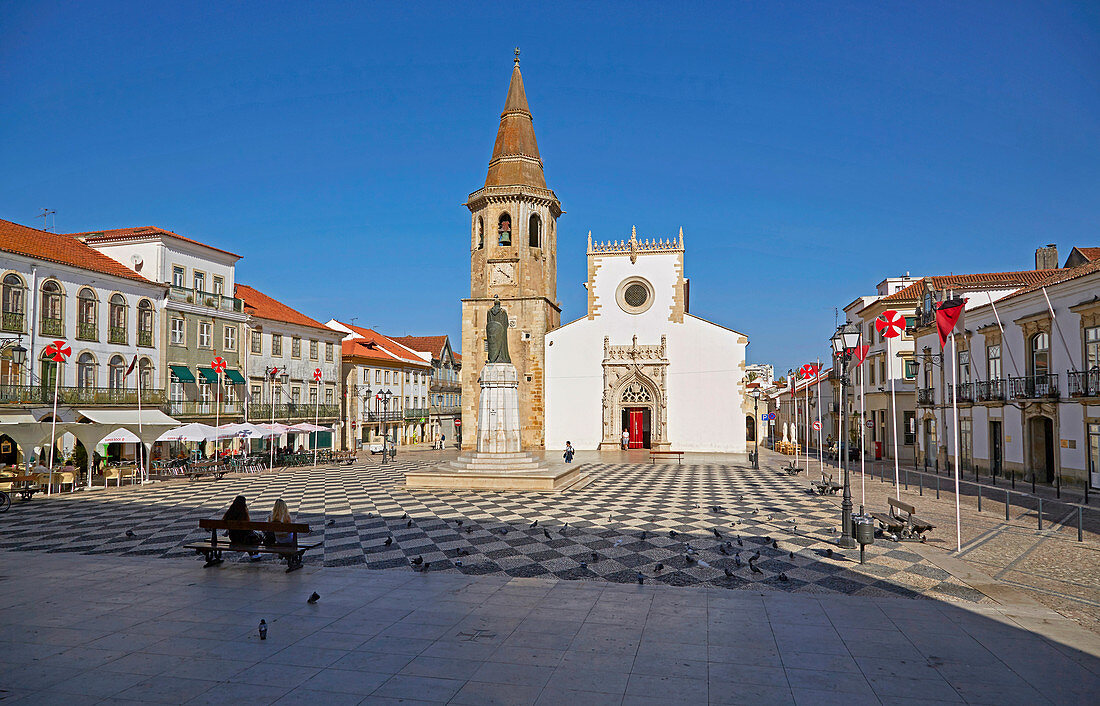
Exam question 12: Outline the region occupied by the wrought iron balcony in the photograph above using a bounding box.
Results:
[1,311,24,333]
[1010,374,1059,400]
[249,403,340,421]
[77,321,98,341]
[976,379,1008,402]
[40,317,63,337]
[431,405,462,416]
[0,384,167,406]
[168,285,244,313]
[108,326,127,344]
[167,400,244,417]
[917,388,935,405]
[137,329,154,347]
[947,382,973,404]
[365,409,404,422]
[405,407,430,420]
[1068,370,1100,398]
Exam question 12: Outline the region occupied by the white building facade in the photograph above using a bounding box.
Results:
[544,228,748,452]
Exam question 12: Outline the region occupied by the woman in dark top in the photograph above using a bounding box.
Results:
[223,495,262,558]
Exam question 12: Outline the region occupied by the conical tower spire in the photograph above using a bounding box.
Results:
[484,48,546,189]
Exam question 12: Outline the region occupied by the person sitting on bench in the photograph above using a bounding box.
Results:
[264,499,297,546]
[223,495,262,559]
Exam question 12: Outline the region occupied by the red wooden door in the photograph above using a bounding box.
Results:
[628,408,645,449]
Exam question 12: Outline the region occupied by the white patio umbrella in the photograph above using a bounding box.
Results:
[289,422,329,432]
[219,422,281,438]
[99,428,141,445]
[156,423,218,442]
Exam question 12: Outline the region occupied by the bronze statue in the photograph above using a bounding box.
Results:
[486,296,511,364]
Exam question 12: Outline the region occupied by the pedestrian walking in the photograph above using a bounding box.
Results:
[440,434,446,450]
[563,441,575,463]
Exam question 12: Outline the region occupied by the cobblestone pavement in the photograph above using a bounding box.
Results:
[1,455,989,604]
[792,452,1100,635]
[1,551,1097,705]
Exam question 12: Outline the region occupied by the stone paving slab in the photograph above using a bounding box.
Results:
[0,458,986,603]
[0,551,1097,705]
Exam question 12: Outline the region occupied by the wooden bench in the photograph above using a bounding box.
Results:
[184,519,321,572]
[783,461,801,476]
[333,451,357,466]
[186,464,227,481]
[871,497,936,542]
[649,450,685,465]
[1,475,42,501]
[811,472,842,495]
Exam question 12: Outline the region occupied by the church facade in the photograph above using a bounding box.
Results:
[459,53,561,450]
[544,228,749,452]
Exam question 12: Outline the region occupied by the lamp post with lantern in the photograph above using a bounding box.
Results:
[751,389,761,469]
[2,339,28,386]
[266,366,289,468]
[830,322,862,550]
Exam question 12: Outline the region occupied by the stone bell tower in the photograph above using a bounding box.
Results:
[460,49,563,450]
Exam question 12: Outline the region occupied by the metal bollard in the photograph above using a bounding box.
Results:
[978,483,982,513]
[919,470,923,496]
[1005,489,1010,521]
[905,467,909,490]
[936,474,940,500]
[1038,496,1043,531]
[1079,507,1084,542]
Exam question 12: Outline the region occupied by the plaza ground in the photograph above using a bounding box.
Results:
[1,449,1098,704]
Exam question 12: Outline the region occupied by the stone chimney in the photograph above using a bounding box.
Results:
[1035,244,1058,270]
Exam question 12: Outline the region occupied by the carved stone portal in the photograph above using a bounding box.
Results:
[600,335,670,450]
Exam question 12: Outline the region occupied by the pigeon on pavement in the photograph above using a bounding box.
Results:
[383,537,393,546]
[712,528,722,538]
[308,592,320,604]
[411,556,423,566]
[125,530,135,537]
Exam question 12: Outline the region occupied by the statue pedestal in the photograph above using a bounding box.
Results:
[405,362,583,491]
[477,363,521,453]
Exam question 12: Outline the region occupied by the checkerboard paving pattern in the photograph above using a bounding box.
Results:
[0,459,989,603]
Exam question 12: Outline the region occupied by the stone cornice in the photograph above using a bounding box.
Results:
[466,185,562,216]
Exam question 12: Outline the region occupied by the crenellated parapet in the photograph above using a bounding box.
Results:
[587,225,684,263]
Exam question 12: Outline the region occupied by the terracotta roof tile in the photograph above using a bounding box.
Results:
[994,259,1100,303]
[0,218,159,286]
[484,61,546,189]
[876,269,1060,305]
[333,322,431,368]
[234,284,332,332]
[389,335,448,358]
[1073,247,1100,262]
[68,225,241,259]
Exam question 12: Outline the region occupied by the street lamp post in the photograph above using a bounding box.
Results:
[831,322,862,550]
[752,390,761,469]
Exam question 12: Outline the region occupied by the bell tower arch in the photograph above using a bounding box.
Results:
[461,50,563,450]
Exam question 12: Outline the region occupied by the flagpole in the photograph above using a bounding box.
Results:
[803,375,809,473]
[951,331,962,552]
[1042,287,1076,374]
[816,357,823,478]
[134,357,145,484]
[986,292,1019,377]
[47,361,60,494]
[860,341,866,509]
[888,333,900,499]
[313,376,320,469]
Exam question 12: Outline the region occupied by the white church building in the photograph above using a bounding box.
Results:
[544,228,748,452]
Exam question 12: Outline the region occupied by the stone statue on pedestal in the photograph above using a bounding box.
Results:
[486,296,511,364]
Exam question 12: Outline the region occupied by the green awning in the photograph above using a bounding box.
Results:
[197,367,219,384]
[170,365,195,383]
[224,369,246,385]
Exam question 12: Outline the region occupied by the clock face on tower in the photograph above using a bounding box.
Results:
[489,261,516,287]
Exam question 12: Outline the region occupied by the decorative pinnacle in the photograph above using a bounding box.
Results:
[514,47,520,66]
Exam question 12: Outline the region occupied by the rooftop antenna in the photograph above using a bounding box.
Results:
[38,208,56,232]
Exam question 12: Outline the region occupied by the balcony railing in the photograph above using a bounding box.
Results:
[137,329,154,347]
[1010,374,1059,400]
[0,384,167,406]
[365,409,404,422]
[431,406,462,416]
[1,311,24,333]
[108,326,127,344]
[168,285,244,313]
[917,388,934,405]
[167,400,244,417]
[249,403,340,421]
[405,407,430,420]
[976,379,1008,402]
[77,321,98,341]
[40,317,63,336]
[947,382,973,404]
[1068,370,1100,398]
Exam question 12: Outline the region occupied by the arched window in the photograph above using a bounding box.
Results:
[108,355,126,390]
[40,350,60,388]
[1031,332,1049,376]
[137,299,154,347]
[529,214,541,248]
[2,273,25,333]
[497,213,512,246]
[138,358,153,390]
[40,280,64,336]
[109,294,127,344]
[477,216,484,250]
[76,352,96,389]
[77,288,98,341]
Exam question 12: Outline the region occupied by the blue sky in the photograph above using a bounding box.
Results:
[2,1,1097,374]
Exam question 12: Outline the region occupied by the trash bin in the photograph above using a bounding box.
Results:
[852,515,875,546]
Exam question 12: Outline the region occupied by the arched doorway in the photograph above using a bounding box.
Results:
[0,434,18,466]
[1028,416,1055,484]
[619,381,654,449]
[746,415,756,442]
